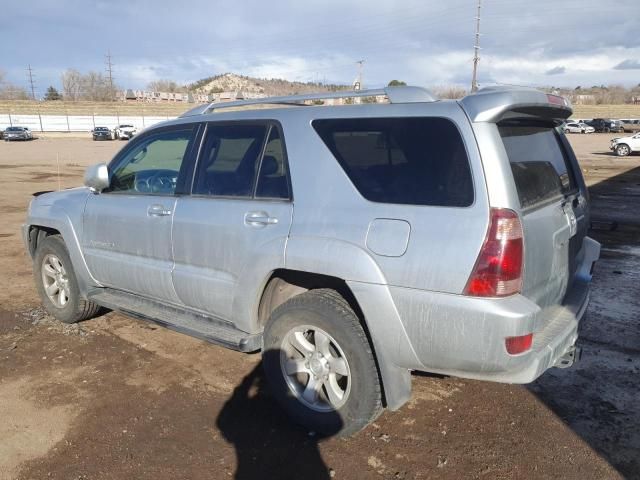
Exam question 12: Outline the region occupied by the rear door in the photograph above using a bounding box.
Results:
[171,122,293,328]
[498,121,587,310]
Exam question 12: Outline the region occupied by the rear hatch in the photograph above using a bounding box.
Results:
[460,88,589,322]
[498,120,588,311]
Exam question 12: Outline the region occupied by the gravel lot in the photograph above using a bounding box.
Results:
[0,134,638,479]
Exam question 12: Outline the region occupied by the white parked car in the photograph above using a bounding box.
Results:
[563,122,593,134]
[610,133,640,156]
[114,124,137,140]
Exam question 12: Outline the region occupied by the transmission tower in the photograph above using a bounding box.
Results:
[471,0,482,92]
[27,64,36,99]
[355,60,364,90]
[105,51,115,100]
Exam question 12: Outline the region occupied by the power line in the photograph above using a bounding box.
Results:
[105,51,115,101]
[471,0,482,92]
[27,64,36,99]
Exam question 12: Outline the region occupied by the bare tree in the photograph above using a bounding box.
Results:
[147,79,185,93]
[62,69,82,101]
[0,69,29,100]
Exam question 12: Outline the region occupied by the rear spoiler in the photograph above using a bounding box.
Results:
[459,86,572,123]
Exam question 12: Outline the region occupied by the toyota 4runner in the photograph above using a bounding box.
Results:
[24,85,600,435]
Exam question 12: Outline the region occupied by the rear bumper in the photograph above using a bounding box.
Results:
[387,236,600,383]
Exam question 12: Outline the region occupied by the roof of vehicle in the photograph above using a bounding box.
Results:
[150,85,572,132]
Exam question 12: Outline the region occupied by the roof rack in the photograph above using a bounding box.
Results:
[180,86,438,117]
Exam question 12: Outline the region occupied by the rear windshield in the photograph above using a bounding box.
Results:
[312,117,473,207]
[499,121,575,208]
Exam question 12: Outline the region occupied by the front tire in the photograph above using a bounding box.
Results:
[616,144,631,157]
[263,289,383,437]
[34,235,100,324]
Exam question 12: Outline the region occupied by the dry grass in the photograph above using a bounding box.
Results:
[571,104,640,119]
[0,100,191,116]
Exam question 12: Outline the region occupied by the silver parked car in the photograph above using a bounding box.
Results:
[23,85,600,435]
[4,126,33,141]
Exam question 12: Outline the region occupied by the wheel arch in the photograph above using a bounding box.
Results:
[257,269,415,410]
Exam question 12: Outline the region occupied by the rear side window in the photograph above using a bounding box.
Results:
[499,122,575,209]
[312,117,473,207]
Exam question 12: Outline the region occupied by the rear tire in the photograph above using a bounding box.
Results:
[263,289,383,437]
[34,235,100,324]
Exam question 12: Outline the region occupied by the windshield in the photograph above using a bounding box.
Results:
[6,127,24,131]
[95,127,109,131]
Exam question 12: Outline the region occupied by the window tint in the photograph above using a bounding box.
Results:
[312,117,473,206]
[256,127,290,199]
[108,128,193,195]
[193,124,267,196]
[498,121,575,208]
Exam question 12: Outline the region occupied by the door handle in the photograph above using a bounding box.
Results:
[244,211,278,227]
[147,204,172,217]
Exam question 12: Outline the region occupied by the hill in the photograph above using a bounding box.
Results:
[189,73,347,96]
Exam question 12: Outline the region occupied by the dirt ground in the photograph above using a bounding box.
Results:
[0,134,638,480]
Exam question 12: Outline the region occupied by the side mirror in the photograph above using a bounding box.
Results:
[84,163,110,192]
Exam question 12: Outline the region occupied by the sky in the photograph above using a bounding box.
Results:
[1,0,639,95]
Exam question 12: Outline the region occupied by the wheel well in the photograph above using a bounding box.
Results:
[28,226,61,257]
[258,269,391,406]
[257,270,365,329]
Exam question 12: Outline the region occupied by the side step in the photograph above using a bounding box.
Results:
[88,288,262,352]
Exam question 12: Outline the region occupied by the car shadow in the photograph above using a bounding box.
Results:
[527,165,640,478]
[216,349,342,480]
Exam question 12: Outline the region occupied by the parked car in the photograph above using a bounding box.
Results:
[23,86,600,436]
[610,132,640,156]
[563,122,594,134]
[4,126,33,141]
[621,119,640,133]
[114,124,137,140]
[586,118,624,133]
[92,126,114,141]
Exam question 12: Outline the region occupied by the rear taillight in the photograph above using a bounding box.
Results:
[464,208,524,297]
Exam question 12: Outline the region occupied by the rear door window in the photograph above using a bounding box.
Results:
[312,117,473,207]
[498,121,576,209]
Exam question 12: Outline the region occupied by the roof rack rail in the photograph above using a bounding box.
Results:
[180,86,438,117]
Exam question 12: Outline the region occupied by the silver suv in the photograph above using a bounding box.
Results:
[23,86,600,435]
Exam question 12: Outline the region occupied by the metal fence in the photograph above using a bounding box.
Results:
[0,113,178,132]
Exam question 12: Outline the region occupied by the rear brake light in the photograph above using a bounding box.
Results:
[547,94,568,106]
[505,333,533,355]
[464,208,523,297]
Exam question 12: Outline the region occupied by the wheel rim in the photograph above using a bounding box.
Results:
[618,145,629,155]
[41,254,70,308]
[280,325,351,412]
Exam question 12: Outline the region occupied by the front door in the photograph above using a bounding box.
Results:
[82,125,197,302]
[172,123,293,330]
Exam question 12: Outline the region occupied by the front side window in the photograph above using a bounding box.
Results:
[108,128,193,195]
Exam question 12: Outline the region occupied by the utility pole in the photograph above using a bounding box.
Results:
[355,60,364,90]
[27,64,36,99]
[471,0,482,92]
[105,51,115,100]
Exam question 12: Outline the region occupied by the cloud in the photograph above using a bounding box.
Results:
[614,59,640,70]
[545,66,566,75]
[2,0,640,90]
